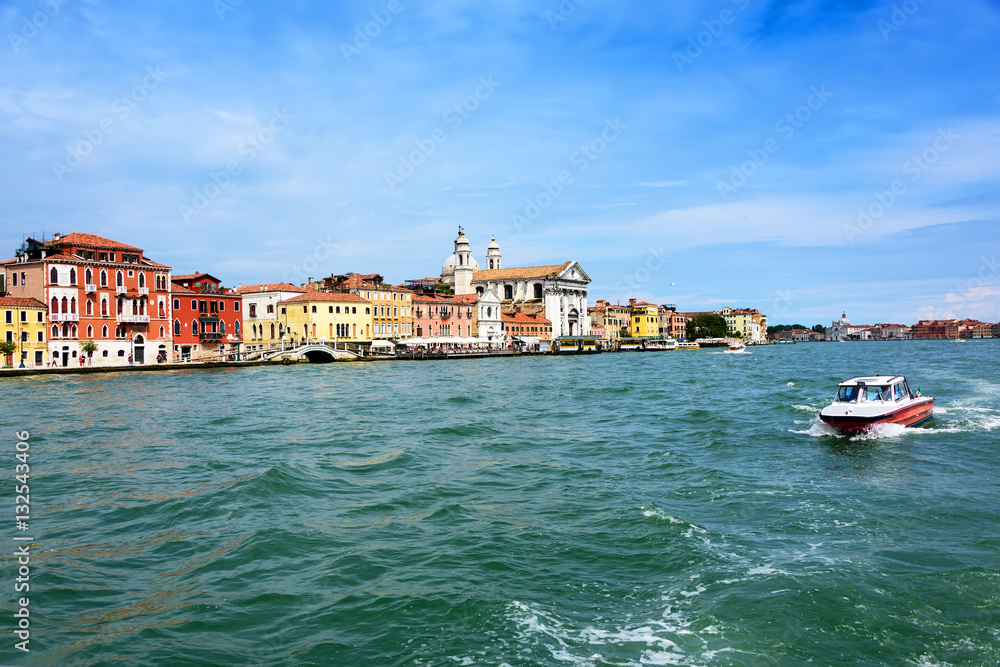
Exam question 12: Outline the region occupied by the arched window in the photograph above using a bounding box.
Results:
[51,296,58,313]
[173,320,180,335]
[329,323,334,337]
[270,323,275,339]
[159,325,165,338]
[85,268,92,284]
[86,299,93,316]
[303,324,308,337]
[352,307,357,314]
[69,268,77,285]
[51,325,58,338]
[101,298,108,316]
[70,297,76,314]
[336,306,341,314]
[173,298,179,310]
[159,301,165,317]
[116,271,123,287]
[192,320,199,335]
[61,297,68,314]
[102,325,108,338]
[138,272,145,288]
[487,307,492,318]
[100,270,107,287]
[71,324,77,338]
[234,320,240,335]
[139,300,145,315]
[87,325,93,338]
[50,267,58,284]
[365,307,370,314]
[220,320,225,335]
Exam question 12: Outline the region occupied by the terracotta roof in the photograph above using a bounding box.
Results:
[171,285,197,294]
[630,301,657,307]
[412,293,478,305]
[142,260,171,268]
[172,273,219,283]
[234,282,306,294]
[280,292,370,304]
[472,262,571,282]
[49,233,143,251]
[501,312,551,324]
[0,296,47,309]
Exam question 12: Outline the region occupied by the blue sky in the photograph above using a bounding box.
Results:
[2,0,998,325]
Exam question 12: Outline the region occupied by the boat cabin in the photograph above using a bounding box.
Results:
[834,376,913,404]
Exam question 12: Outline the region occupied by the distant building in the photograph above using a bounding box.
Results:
[441,229,591,338]
[501,311,552,346]
[0,296,47,367]
[720,307,767,343]
[411,292,479,340]
[236,282,307,350]
[278,291,372,350]
[324,273,414,340]
[826,312,852,341]
[2,232,172,366]
[170,273,244,361]
[873,323,910,340]
[912,319,960,339]
[658,304,688,339]
[629,299,659,338]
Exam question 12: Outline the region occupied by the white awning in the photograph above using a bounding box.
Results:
[370,340,395,349]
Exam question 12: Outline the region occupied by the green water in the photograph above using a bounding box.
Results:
[2,340,999,666]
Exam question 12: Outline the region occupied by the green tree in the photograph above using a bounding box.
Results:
[686,314,727,340]
[812,324,825,333]
[0,340,17,367]
[79,340,98,366]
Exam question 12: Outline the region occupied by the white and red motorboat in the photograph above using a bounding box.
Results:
[819,376,933,434]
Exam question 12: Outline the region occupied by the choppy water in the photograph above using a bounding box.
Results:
[3,340,999,666]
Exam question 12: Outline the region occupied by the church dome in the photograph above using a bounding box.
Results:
[839,311,851,326]
[488,236,500,250]
[441,253,479,278]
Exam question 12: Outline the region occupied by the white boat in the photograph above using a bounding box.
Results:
[644,339,677,351]
[819,375,933,434]
[953,338,966,343]
[676,341,700,350]
[723,342,747,354]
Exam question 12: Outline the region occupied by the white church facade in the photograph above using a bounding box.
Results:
[440,228,591,339]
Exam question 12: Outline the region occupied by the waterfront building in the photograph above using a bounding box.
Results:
[629,299,659,338]
[0,297,47,367]
[278,291,372,351]
[872,323,911,340]
[441,229,591,338]
[170,273,244,361]
[956,318,986,339]
[720,307,767,343]
[1,232,172,366]
[236,282,307,350]
[476,288,504,346]
[993,322,1000,338]
[411,292,479,340]
[826,312,852,341]
[911,319,960,339]
[658,304,688,339]
[971,322,993,339]
[501,311,552,346]
[323,273,413,340]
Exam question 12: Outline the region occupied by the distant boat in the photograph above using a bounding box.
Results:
[644,338,677,351]
[819,375,933,434]
[723,342,747,354]
[676,341,700,350]
[953,338,966,342]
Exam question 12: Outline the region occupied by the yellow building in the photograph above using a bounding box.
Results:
[236,282,307,350]
[278,291,372,350]
[1,297,48,368]
[352,284,413,340]
[720,307,767,343]
[629,300,660,338]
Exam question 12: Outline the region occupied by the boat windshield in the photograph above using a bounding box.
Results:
[863,386,890,402]
[837,386,860,402]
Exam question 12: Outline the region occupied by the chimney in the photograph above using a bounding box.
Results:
[52,232,61,241]
[629,298,637,306]
[308,277,314,284]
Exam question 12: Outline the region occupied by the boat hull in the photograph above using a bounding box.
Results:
[819,398,934,434]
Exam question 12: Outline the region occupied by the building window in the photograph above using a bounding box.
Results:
[49,267,58,284]
[311,305,316,313]
[173,299,180,310]
[234,302,240,312]
[116,271,123,287]
[192,320,199,335]
[69,268,77,285]
[249,304,257,317]
[504,285,513,300]
[138,272,145,288]
[266,304,273,314]
[219,301,224,311]
[173,320,180,335]
[102,325,108,338]
[100,270,107,287]
[234,321,240,335]
[87,325,93,337]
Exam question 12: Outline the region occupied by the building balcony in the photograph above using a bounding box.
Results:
[50,312,79,322]
[199,332,223,342]
[138,287,149,295]
[85,283,97,293]
[116,285,127,294]
[117,314,150,323]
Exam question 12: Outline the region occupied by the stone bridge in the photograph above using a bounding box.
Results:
[265,343,360,363]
